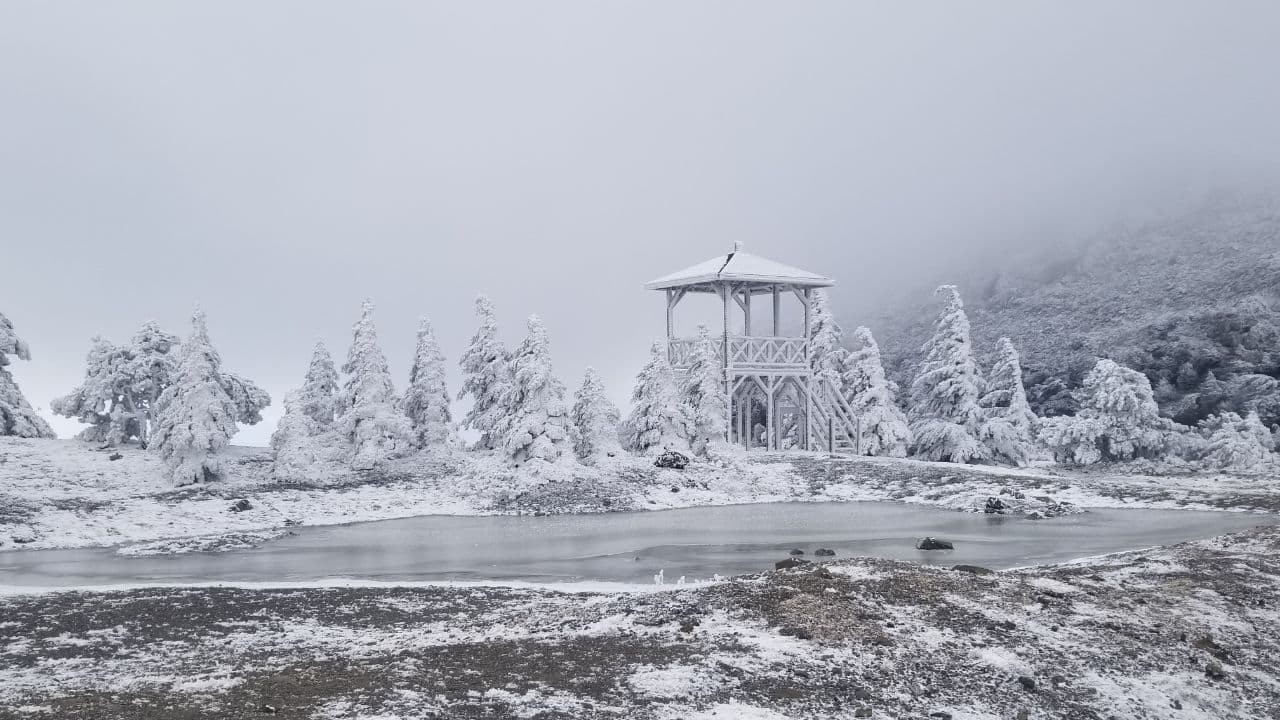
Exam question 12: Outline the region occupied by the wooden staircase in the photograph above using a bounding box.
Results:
[805,381,862,454]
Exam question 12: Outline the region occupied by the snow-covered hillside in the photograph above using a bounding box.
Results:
[870,199,1280,426]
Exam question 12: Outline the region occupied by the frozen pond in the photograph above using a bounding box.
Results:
[1,502,1273,588]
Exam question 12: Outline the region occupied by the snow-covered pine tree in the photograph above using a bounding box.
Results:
[150,310,239,485]
[458,295,512,450]
[501,315,570,465]
[682,325,728,456]
[404,317,451,449]
[1197,411,1276,469]
[0,311,55,438]
[909,285,986,463]
[843,326,911,457]
[809,289,847,397]
[571,366,622,462]
[978,337,1039,466]
[1038,359,1174,464]
[298,341,340,426]
[270,390,323,481]
[623,342,690,455]
[338,300,412,469]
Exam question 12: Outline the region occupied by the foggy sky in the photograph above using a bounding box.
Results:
[3,2,1279,445]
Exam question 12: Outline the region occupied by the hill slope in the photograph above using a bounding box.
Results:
[867,199,1280,426]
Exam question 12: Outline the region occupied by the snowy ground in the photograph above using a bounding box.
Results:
[1,524,1276,719]
[1,437,1277,553]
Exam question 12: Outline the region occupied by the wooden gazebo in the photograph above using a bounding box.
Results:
[646,244,861,452]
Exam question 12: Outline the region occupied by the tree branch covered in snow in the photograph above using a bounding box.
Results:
[0,311,54,438]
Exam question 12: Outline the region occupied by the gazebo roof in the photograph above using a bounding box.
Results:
[645,248,833,291]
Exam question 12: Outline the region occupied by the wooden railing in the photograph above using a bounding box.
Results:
[668,336,809,369]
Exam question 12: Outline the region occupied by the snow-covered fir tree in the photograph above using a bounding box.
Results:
[623,342,689,455]
[403,317,451,449]
[843,326,911,457]
[809,289,847,397]
[978,337,1039,466]
[571,366,622,462]
[1038,359,1174,464]
[150,310,239,485]
[270,390,325,481]
[270,345,344,481]
[500,315,570,465]
[682,325,728,456]
[0,311,55,438]
[1197,411,1275,469]
[338,300,412,469]
[458,295,512,450]
[909,285,986,463]
[298,341,340,426]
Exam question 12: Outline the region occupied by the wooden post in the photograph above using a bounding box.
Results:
[742,289,752,336]
[721,283,732,443]
[765,376,774,451]
[828,417,834,453]
[772,285,781,336]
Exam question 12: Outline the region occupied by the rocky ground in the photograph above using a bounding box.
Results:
[3,438,1277,555]
[1,524,1276,719]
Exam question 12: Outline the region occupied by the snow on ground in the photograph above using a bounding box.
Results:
[1,436,1277,553]
[1,525,1276,719]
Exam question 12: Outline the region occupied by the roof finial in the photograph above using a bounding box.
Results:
[732,240,743,253]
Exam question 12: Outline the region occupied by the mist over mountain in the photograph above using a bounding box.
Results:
[864,196,1280,427]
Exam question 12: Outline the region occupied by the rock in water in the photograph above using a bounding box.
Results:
[789,549,805,556]
[916,537,954,550]
[229,499,253,513]
[654,450,689,469]
[775,557,811,570]
[984,497,1006,514]
[815,548,836,557]
[952,564,994,575]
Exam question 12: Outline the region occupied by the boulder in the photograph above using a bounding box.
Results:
[916,537,954,550]
[654,450,690,470]
[815,548,836,557]
[984,497,1006,514]
[952,564,994,575]
[229,499,253,513]
[775,557,811,570]
[1017,676,1036,691]
[789,549,805,556]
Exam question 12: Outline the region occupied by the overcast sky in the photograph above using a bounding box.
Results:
[3,2,1279,445]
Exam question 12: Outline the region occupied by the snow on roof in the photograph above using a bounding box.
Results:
[645,250,834,290]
